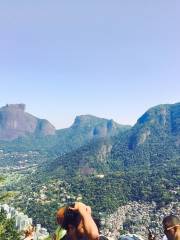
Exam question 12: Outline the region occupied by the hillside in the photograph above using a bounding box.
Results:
[43,138,113,178]
[110,102,180,170]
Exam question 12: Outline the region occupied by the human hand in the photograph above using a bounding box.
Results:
[69,202,92,216]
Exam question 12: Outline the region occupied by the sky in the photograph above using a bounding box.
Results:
[0,0,180,129]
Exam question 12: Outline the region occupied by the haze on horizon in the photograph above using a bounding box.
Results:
[0,1,179,129]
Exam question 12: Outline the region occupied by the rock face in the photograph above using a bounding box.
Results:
[128,103,180,149]
[72,115,130,138]
[110,102,180,169]
[0,104,56,140]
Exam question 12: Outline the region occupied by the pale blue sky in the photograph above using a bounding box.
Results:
[0,1,179,129]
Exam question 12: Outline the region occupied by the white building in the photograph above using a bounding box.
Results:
[0,204,49,240]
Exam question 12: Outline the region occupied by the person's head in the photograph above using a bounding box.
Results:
[56,204,84,238]
[162,215,180,240]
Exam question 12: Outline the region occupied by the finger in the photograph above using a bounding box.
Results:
[86,206,91,214]
[68,207,77,211]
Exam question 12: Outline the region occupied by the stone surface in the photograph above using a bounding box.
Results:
[0,104,56,140]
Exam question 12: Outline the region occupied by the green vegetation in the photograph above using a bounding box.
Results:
[69,164,179,214]
[0,209,20,240]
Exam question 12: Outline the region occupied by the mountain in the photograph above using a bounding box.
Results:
[2,102,180,173]
[0,104,56,140]
[52,115,130,154]
[128,102,180,149]
[37,103,179,219]
[110,102,180,170]
[71,115,126,138]
[0,106,129,157]
[43,103,180,178]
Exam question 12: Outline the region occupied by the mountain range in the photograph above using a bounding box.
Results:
[0,104,129,154]
[0,103,180,173]
[40,102,180,178]
[39,102,179,217]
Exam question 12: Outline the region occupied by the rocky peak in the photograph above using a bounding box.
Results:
[72,115,101,127]
[128,103,180,149]
[71,115,127,138]
[2,104,26,112]
[0,104,56,140]
[137,104,170,127]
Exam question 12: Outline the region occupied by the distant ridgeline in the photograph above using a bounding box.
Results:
[1,102,178,172]
[0,103,129,153]
[42,103,180,176]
